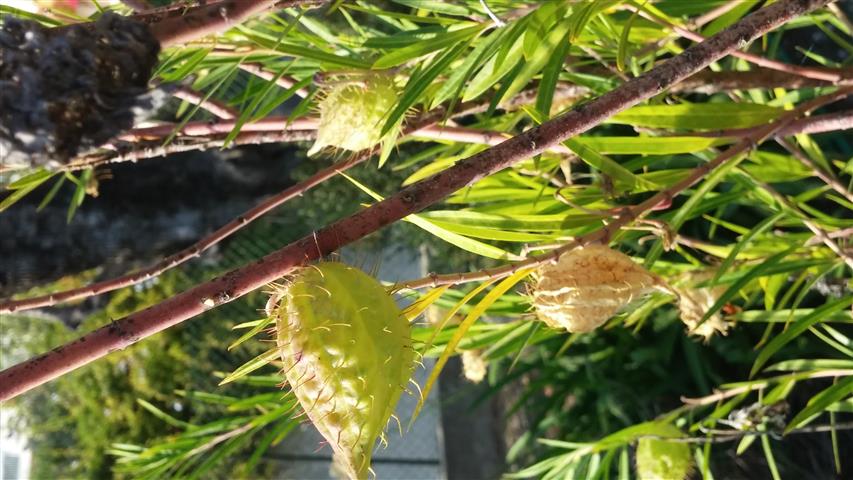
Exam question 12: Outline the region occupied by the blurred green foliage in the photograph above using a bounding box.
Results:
[1,0,851,479]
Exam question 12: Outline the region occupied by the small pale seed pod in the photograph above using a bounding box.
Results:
[308,74,400,156]
[531,245,669,332]
[461,350,487,384]
[272,262,414,480]
[674,272,729,341]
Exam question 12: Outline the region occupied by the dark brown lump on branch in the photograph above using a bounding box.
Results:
[0,13,160,168]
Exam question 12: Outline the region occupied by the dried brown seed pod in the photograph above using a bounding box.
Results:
[674,273,729,341]
[531,245,669,332]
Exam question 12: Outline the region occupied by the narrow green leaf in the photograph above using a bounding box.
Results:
[381,39,473,135]
[390,0,473,16]
[219,349,280,386]
[610,103,783,130]
[412,269,531,425]
[373,24,483,69]
[617,7,641,72]
[786,376,853,433]
[401,285,450,321]
[1,179,50,212]
[7,168,53,189]
[342,173,519,259]
[736,434,758,455]
[66,169,92,224]
[244,419,297,473]
[37,175,67,212]
[767,359,853,372]
[700,247,795,327]
[713,212,785,283]
[501,16,571,104]
[463,20,528,101]
[752,296,853,376]
[535,29,572,118]
[137,399,194,429]
[564,138,659,191]
[577,136,732,155]
[760,434,782,480]
[228,316,275,351]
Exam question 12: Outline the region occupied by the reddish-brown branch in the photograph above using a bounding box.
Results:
[396,89,850,291]
[67,130,317,171]
[0,103,480,312]
[670,68,853,93]
[0,0,832,401]
[147,0,314,47]
[131,0,324,25]
[782,110,853,136]
[239,63,311,98]
[61,68,850,171]
[171,86,239,120]
[56,1,323,47]
[691,0,745,28]
[66,109,852,171]
[120,0,152,12]
[121,117,318,140]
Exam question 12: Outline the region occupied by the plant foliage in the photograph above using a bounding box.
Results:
[1,0,851,478]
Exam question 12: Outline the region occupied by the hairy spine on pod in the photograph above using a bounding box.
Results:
[531,245,670,333]
[271,262,414,480]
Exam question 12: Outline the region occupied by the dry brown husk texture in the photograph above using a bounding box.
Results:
[532,245,669,332]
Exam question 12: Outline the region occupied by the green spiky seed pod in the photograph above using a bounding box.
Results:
[532,245,669,332]
[308,75,399,156]
[635,424,693,480]
[271,262,413,480]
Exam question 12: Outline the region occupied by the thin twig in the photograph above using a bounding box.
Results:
[670,68,853,93]
[147,0,318,48]
[681,369,853,406]
[806,226,853,246]
[60,71,850,172]
[54,80,560,172]
[171,86,239,120]
[58,1,324,47]
[185,422,256,457]
[637,422,853,444]
[238,63,311,98]
[478,0,505,27]
[65,120,573,171]
[68,131,316,171]
[120,0,153,12]
[59,108,853,172]
[627,3,846,82]
[0,0,833,401]
[0,101,485,312]
[395,88,851,291]
[691,0,746,29]
[752,178,853,269]
[777,137,853,204]
[121,117,319,141]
